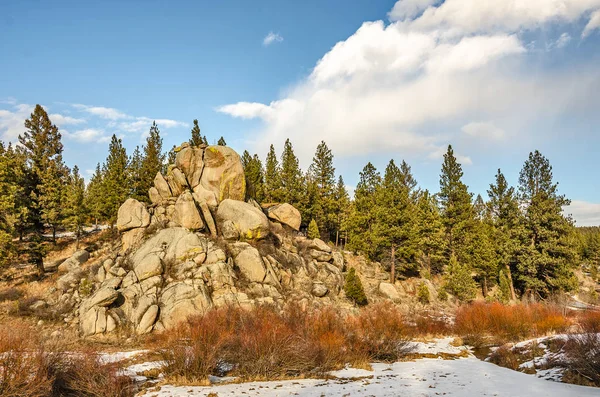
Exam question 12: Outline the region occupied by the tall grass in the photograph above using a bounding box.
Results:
[454,302,570,347]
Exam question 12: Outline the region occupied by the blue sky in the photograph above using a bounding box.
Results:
[1,0,600,225]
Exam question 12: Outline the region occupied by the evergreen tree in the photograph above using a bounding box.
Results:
[333,175,350,246]
[85,163,104,228]
[416,190,446,275]
[264,144,281,203]
[487,169,521,300]
[19,105,67,272]
[166,145,177,168]
[63,165,87,248]
[344,267,368,306]
[498,269,511,303]
[473,194,486,220]
[309,141,336,240]
[101,135,129,226]
[190,119,203,146]
[346,162,381,258]
[517,151,578,297]
[399,160,418,199]
[373,159,419,281]
[279,139,303,208]
[138,121,165,203]
[243,153,265,202]
[438,145,476,265]
[128,146,144,201]
[308,219,320,239]
[218,137,226,146]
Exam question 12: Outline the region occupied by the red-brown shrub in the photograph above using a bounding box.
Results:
[454,302,570,346]
[577,310,600,333]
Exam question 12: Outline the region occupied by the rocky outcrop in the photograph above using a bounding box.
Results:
[57,250,90,273]
[52,142,420,338]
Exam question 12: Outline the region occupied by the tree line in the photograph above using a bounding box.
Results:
[0,104,592,303]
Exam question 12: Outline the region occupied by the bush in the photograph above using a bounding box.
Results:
[454,302,569,347]
[417,283,430,304]
[444,255,477,302]
[154,304,413,383]
[0,320,134,397]
[0,287,23,302]
[561,333,600,386]
[344,267,368,306]
[577,310,600,333]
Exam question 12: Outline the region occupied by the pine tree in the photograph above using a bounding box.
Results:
[190,119,203,146]
[279,139,303,208]
[63,165,87,248]
[517,150,578,297]
[19,105,67,272]
[264,144,281,203]
[399,160,419,200]
[346,162,381,258]
[308,219,320,239]
[373,159,419,281]
[166,145,177,168]
[128,146,144,201]
[498,269,511,303]
[344,267,368,306]
[309,141,336,240]
[85,163,104,228]
[487,169,521,300]
[333,175,350,246]
[0,143,26,266]
[243,152,265,202]
[438,145,476,265]
[218,137,226,146]
[416,190,446,275]
[138,121,165,203]
[101,135,129,226]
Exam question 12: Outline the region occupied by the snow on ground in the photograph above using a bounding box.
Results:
[98,349,148,364]
[407,337,467,355]
[145,357,598,397]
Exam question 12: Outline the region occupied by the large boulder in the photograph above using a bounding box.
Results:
[266,203,301,231]
[154,173,172,199]
[159,282,212,329]
[176,146,204,188]
[379,282,400,301]
[117,198,151,232]
[173,191,204,230]
[57,250,90,273]
[200,146,245,203]
[231,243,267,283]
[216,199,270,240]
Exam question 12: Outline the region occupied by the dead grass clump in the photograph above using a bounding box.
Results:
[0,287,23,302]
[488,345,521,371]
[577,310,600,333]
[560,333,600,387]
[454,302,569,347]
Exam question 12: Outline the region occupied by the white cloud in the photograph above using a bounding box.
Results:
[263,32,283,46]
[582,9,600,37]
[218,1,600,164]
[0,103,34,141]
[566,200,600,226]
[49,113,86,126]
[554,32,572,49]
[63,128,111,143]
[117,117,189,135]
[461,121,505,140]
[72,104,128,120]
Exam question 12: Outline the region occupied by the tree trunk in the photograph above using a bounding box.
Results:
[336,230,339,247]
[482,276,488,297]
[505,264,517,301]
[390,245,396,283]
[52,226,56,244]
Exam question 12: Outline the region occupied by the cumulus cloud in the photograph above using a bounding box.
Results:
[0,103,34,141]
[49,113,86,126]
[566,200,600,226]
[218,0,600,164]
[63,128,111,143]
[263,32,283,46]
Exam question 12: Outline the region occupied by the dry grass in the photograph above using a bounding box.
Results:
[0,318,135,397]
[152,303,413,384]
[454,302,570,347]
